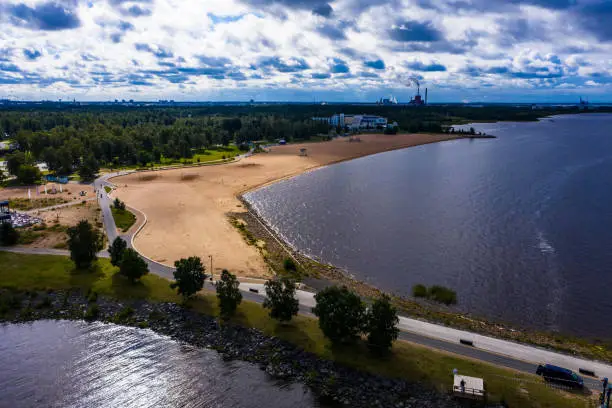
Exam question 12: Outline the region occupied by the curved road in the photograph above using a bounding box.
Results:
[2,162,609,391]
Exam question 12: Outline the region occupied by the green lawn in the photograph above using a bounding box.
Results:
[104,186,112,194]
[0,251,594,408]
[111,207,136,232]
[159,146,241,166]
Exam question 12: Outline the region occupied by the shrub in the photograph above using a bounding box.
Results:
[429,285,457,305]
[119,248,149,283]
[283,257,297,272]
[0,223,19,246]
[312,286,365,344]
[412,284,428,298]
[84,304,99,320]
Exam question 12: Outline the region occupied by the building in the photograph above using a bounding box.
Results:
[312,113,388,130]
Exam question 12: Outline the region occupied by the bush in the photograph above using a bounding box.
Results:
[283,257,297,272]
[263,277,299,323]
[412,284,428,298]
[0,223,19,246]
[84,304,99,320]
[412,284,457,305]
[312,286,365,344]
[216,269,242,320]
[429,285,457,305]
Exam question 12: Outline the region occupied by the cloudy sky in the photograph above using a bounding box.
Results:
[1,0,611,102]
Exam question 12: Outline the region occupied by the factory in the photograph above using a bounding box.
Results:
[312,114,388,130]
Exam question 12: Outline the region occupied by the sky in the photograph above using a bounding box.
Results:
[1,0,611,103]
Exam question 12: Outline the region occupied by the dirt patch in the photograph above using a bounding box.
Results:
[138,173,161,182]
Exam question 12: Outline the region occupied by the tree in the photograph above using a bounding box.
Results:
[0,168,6,183]
[6,151,26,176]
[216,269,242,319]
[119,248,149,283]
[0,223,19,246]
[17,164,41,184]
[263,277,299,323]
[113,197,126,210]
[79,154,99,181]
[171,256,207,299]
[67,220,103,269]
[365,294,399,354]
[108,236,127,267]
[312,286,365,344]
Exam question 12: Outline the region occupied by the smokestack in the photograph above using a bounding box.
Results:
[425,88,428,105]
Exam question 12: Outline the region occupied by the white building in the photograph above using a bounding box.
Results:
[312,113,388,130]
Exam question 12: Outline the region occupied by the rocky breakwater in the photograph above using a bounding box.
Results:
[0,289,465,408]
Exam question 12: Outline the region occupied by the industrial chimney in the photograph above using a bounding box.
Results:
[425,88,428,105]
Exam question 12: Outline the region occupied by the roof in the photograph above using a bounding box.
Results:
[0,200,9,206]
[545,364,573,374]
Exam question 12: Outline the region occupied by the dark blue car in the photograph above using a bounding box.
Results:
[536,364,584,389]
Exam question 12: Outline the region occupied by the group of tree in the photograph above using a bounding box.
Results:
[313,286,399,353]
[113,198,126,211]
[107,237,149,282]
[4,151,41,184]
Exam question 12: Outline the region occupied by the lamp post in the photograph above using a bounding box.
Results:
[209,255,213,282]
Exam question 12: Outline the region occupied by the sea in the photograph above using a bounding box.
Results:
[244,113,612,339]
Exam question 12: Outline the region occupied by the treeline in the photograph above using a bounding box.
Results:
[0,108,329,176]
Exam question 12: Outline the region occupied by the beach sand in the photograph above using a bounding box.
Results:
[112,133,461,278]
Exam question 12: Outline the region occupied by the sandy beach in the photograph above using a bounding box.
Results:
[112,133,461,278]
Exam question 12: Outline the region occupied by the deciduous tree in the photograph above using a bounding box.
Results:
[108,236,127,267]
[171,256,207,298]
[216,269,242,319]
[365,294,399,354]
[67,220,103,269]
[263,277,299,323]
[119,248,149,283]
[312,286,365,345]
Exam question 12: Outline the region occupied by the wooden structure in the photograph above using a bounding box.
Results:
[453,375,485,400]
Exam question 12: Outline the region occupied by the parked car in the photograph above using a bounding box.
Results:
[536,364,584,388]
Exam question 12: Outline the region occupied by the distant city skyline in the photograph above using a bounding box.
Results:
[1,0,612,102]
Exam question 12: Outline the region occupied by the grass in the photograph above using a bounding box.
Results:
[104,186,112,194]
[9,197,69,211]
[0,251,595,408]
[160,146,241,166]
[111,207,136,232]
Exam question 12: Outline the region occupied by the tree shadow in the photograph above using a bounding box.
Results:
[68,263,105,290]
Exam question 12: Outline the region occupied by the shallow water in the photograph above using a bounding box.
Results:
[245,114,612,338]
[0,320,326,408]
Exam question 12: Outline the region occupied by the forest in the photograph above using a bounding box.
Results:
[1,103,608,183]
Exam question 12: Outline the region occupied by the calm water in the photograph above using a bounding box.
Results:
[245,114,612,338]
[0,320,325,408]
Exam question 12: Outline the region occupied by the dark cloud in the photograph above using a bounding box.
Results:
[81,53,99,62]
[317,23,346,40]
[0,48,13,62]
[312,72,331,79]
[7,2,81,31]
[359,71,379,78]
[126,5,152,17]
[23,49,42,61]
[312,3,333,17]
[197,56,232,67]
[330,62,350,73]
[135,43,174,59]
[405,61,446,72]
[227,71,248,81]
[257,56,310,72]
[0,63,21,73]
[118,20,134,31]
[389,21,442,42]
[364,59,385,70]
[575,1,612,41]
